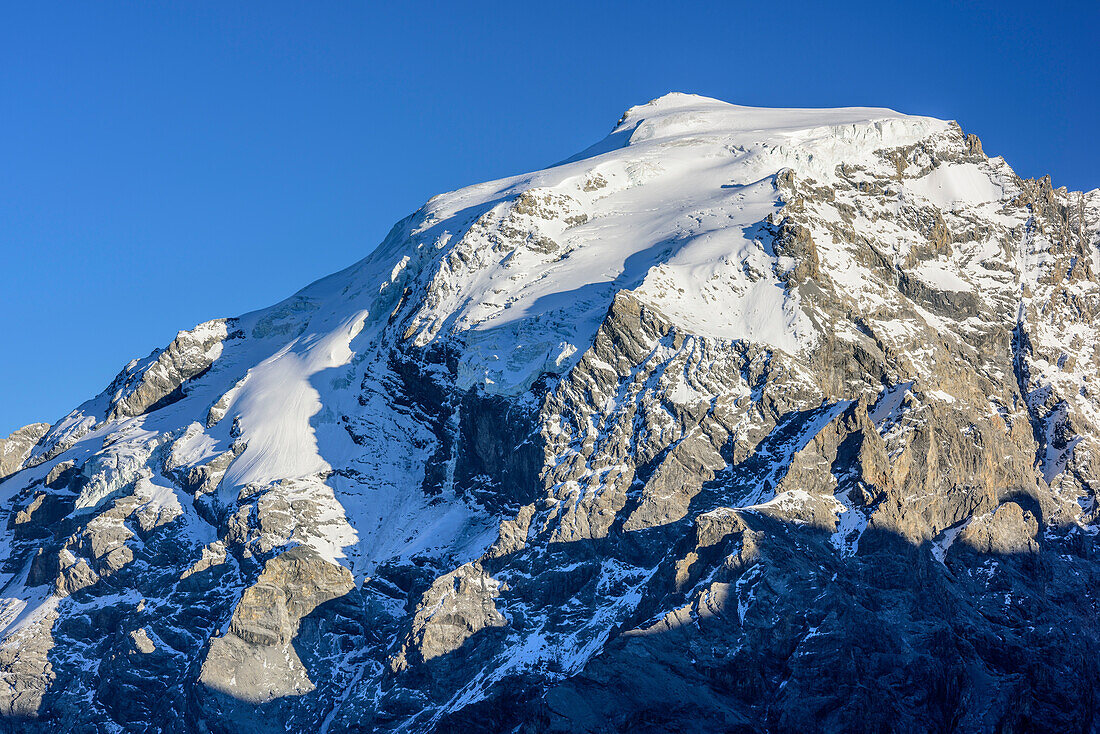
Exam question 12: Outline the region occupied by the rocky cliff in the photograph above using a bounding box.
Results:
[1,94,1098,733]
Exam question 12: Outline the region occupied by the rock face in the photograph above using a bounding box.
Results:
[0,424,49,481]
[0,93,1098,732]
[199,545,355,706]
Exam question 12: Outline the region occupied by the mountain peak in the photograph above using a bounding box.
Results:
[1,96,1099,731]
[567,92,946,172]
[616,91,926,139]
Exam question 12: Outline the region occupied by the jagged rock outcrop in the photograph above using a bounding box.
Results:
[0,424,49,481]
[105,319,232,421]
[199,546,354,705]
[0,94,1098,733]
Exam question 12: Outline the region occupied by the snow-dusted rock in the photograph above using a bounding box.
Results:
[0,424,49,481]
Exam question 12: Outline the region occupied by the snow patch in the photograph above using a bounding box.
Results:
[907,163,1003,209]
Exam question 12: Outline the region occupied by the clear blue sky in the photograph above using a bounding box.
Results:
[2,1,1097,436]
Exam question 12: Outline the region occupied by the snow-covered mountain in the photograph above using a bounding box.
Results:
[1,93,1099,732]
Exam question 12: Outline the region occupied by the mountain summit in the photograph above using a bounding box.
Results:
[1,93,1099,732]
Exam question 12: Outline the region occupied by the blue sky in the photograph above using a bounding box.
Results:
[1,1,1097,436]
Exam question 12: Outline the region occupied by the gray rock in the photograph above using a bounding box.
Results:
[0,423,49,480]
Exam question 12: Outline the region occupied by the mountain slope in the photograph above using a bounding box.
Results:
[1,93,1099,733]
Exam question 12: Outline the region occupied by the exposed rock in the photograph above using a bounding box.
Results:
[958,501,1040,555]
[128,627,156,654]
[198,546,354,703]
[105,319,229,421]
[0,423,49,480]
[391,562,507,670]
[0,612,57,719]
